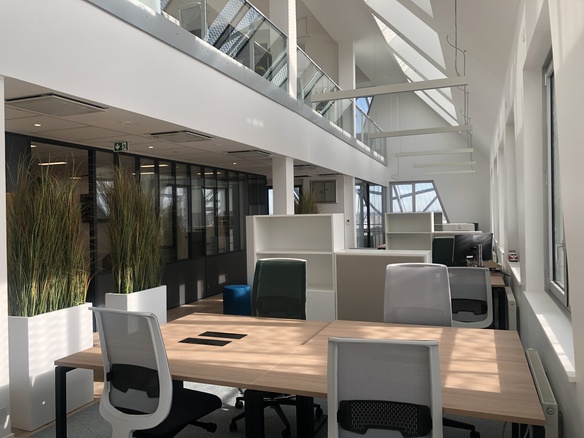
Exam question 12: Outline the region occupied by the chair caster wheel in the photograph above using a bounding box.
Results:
[281,428,291,438]
[315,407,323,419]
[235,400,244,409]
[470,432,480,438]
[229,421,238,432]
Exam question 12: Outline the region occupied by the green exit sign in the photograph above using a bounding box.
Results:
[113,141,129,152]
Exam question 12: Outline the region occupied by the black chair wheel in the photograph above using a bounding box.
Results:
[470,432,480,438]
[229,421,238,432]
[235,400,244,409]
[315,407,323,419]
[281,428,291,438]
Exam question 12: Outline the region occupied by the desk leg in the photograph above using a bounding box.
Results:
[296,395,315,438]
[55,366,74,438]
[244,390,265,438]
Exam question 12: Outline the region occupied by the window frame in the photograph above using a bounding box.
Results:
[544,60,569,308]
[389,180,448,221]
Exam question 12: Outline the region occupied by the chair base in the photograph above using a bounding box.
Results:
[444,417,481,438]
[229,392,323,438]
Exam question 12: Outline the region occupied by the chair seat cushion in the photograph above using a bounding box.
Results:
[132,384,221,437]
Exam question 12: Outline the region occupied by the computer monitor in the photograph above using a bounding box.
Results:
[432,236,455,266]
[452,232,493,266]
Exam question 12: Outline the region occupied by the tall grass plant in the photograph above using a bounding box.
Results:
[106,167,162,294]
[7,163,89,317]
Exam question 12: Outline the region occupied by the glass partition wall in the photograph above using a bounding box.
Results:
[6,135,268,304]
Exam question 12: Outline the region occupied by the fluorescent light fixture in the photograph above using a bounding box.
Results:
[38,161,68,166]
[149,130,213,142]
[425,169,476,175]
[395,148,473,157]
[226,150,270,158]
[413,160,476,168]
[140,164,169,168]
[369,125,472,139]
[6,94,107,116]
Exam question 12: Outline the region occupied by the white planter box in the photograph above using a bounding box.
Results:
[105,285,167,324]
[8,302,94,431]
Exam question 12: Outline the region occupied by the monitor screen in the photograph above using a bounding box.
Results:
[452,232,493,266]
[432,236,455,266]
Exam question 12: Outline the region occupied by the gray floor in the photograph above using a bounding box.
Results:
[32,382,514,437]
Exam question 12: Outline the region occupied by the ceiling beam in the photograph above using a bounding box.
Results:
[369,124,473,139]
[310,77,467,103]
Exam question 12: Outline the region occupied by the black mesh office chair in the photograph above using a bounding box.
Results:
[91,307,222,438]
[229,258,322,437]
[328,337,443,438]
[384,263,481,438]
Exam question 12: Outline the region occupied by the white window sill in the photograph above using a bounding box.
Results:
[523,290,575,382]
[505,258,574,381]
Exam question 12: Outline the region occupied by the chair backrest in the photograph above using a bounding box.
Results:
[448,267,493,328]
[327,337,443,438]
[251,258,307,319]
[91,307,173,438]
[384,263,452,327]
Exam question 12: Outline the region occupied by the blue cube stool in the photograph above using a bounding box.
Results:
[223,284,251,316]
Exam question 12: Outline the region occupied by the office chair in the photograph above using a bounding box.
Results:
[91,307,222,438]
[230,258,322,437]
[448,267,494,329]
[384,263,480,438]
[328,337,443,438]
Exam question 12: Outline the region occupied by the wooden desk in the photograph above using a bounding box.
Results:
[55,314,544,437]
[490,271,506,288]
[54,313,328,437]
[251,320,545,436]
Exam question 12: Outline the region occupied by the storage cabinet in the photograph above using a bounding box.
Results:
[384,212,434,251]
[246,214,345,321]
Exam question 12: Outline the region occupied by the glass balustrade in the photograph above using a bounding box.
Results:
[162,0,386,162]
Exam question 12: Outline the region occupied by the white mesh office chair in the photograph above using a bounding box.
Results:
[91,307,221,438]
[448,267,494,329]
[384,263,453,327]
[327,337,443,438]
[383,263,480,437]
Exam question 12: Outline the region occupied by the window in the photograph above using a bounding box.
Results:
[545,60,568,307]
[390,181,448,220]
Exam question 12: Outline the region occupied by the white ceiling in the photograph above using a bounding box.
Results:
[3,0,521,177]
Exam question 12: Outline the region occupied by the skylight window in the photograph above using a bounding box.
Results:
[370,1,460,127]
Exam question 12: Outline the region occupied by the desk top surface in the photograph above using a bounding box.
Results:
[56,313,543,426]
[252,319,544,426]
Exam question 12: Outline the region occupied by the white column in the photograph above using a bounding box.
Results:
[272,156,295,215]
[269,0,297,98]
[0,76,14,438]
[338,41,356,136]
[342,175,356,248]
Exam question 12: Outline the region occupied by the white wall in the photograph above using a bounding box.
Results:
[493,0,584,435]
[370,93,491,231]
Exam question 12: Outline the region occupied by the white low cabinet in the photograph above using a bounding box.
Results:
[246,214,345,321]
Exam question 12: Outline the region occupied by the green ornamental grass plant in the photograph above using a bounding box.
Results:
[106,167,162,294]
[294,191,320,214]
[7,163,89,317]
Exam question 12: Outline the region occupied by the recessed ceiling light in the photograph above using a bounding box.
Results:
[33,123,42,127]
[148,146,154,149]
[6,93,107,116]
[30,144,37,148]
